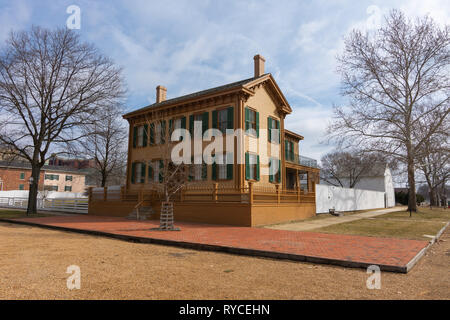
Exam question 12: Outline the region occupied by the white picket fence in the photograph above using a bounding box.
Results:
[0,197,88,214]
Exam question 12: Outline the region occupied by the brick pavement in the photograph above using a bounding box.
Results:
[3,215,429,273]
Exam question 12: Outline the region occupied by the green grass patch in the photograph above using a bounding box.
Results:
[0,209,50,219]
[310,218,446,241]
[374,207,450,222]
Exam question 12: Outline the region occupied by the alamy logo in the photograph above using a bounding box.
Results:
[66,265,81,290]
[366,265,381,289]
[168,123,281,175]
[66,5,81,30]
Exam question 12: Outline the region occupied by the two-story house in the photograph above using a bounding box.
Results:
[88,55,319,226]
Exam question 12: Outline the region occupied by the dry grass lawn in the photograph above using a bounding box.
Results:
[0,221,449,300]
[310,207,450,241]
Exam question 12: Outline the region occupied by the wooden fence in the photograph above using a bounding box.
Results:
[89,182,315,205]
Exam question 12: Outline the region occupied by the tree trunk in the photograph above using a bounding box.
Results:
[101,173,107,188]
[26,164,41,215]
[407,156,417,212]
[429,188,437,207]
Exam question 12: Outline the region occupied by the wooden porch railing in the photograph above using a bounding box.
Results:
[89,183,316,205]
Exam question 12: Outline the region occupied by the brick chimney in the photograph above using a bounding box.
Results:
[156,85,167,103]
[253,54,265,77]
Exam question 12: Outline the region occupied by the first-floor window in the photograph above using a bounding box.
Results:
[299,172,308,192]
[64,186,72,192]
[269,158,281,183]
[245,152,259,181]
[212,153,233,180]
[132,162,146,184]
[19,184,24,190]
[149,160,163,183]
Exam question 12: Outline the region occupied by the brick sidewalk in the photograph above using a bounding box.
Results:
[3,215,429,273]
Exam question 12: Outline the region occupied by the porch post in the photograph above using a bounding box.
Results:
[213,182,219,202]
[276,184,280,204]
[249,181,254,204]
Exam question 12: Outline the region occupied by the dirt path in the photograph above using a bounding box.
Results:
[266,207,404,231]
[0,221,448,299]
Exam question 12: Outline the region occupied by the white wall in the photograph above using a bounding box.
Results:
[315,184,386,213]
[0,190,87,199]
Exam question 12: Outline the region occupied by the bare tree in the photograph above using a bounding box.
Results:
[0,26,125,214]
[416,133,450,207]
[130,111,188,229]
[76,105,127,187]
[320,150,386,188]
[327,10,450,211]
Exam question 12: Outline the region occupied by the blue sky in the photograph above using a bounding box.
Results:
[1,0,449,161]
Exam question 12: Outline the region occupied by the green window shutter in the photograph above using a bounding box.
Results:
[133,126,138,148]
[202,112,209,136]
[245,108,249,131]
[290,141,294,161]
[150,123,155,145]
[141,163,146,182]
[284,140,288,160]
[189,115,194,136]
[276,120,280,143]
[212,110,218,129]
[143,124,148,147]
[131,163,136,184]
[269,158,274,183]
[255,111,260,137]
[212,161,217,181]
[180,116,187,141]
[161,120,166,144]
[148,164,153,180]
[256,155,260,181]
[202,163,207,180]
[227,106,234,129]
[267,117,272,142]
[169,119,173,135]
[278,159,281,183]
[226,163,233,180]
[245,152,250,180]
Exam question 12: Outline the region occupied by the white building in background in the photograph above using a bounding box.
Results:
[321,164,396,208]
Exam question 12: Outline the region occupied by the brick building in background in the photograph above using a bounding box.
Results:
[0,161,87,192]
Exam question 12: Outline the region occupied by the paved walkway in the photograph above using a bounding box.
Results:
[266,207,405,231]
[1,214,428,273]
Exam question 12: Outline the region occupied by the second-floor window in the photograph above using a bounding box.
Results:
[268,117,280,143]
[189,112,209,137]
[169,117,186,141]
[45,174,59,181]
[133,124,148,148]
[66,175,73,181]
[19,172,25,180]
[213,107,234,134]
[245,107,259,137]
[285,140,294,161]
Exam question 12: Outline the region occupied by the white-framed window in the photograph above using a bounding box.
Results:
[248,153,258,180]
[268,117,280,144]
